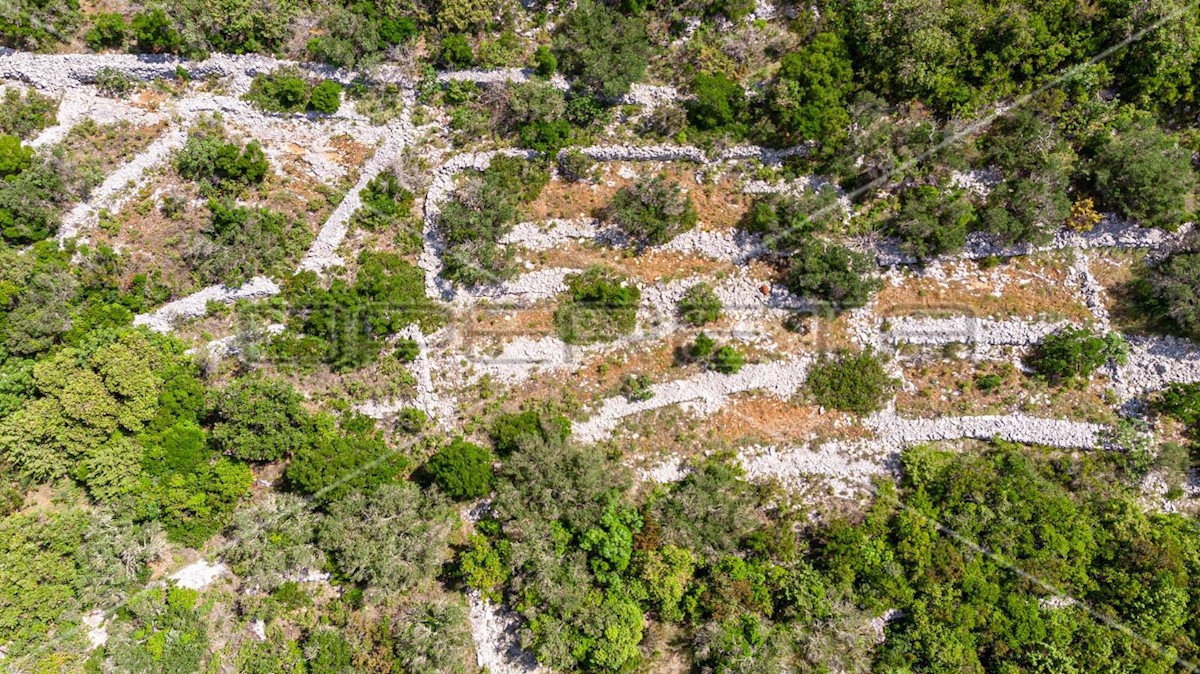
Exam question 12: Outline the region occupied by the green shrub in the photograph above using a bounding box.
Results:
[519,119,571,155]
[0,0,81,51]
[210,376,314,462]
[0,135,32,179]
[554,266,641,344]
[0,88,58,140]
[176,130,269,196]
[532,45,557,76]
[677,282,722,326]
[426,438,494,500]
[95,67,133,97]
[621,374,654,401]
[246,71,311,113]
[603,175,697,248]
[490,409,570,456]
[554,0,650,99]
[690,332,715,359]
[1155,382,1200,427]
[1031,327,1128,383]
[890,184,974,260]
[766,32,853,146]
[784,240,881,311]
[352,172,414,234]
[687,72,745,131]
[558,148,595,182]
[309,79,342,114]
[394,337,420,362]
[711,345,745,374]
[807,350,894,415]
[440,34,474,68]
[85,11,127,50]
[131,8,181,53]
[974,373,1004,392]
[395,407,428,434]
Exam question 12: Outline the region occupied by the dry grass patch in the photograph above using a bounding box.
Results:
[894,356,1118,423]
[876,254,1092,322]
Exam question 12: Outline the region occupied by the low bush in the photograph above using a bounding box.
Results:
[711,345,746,374]
[532,45,557,76]
[176,128,268,196]
[0,88,58,140]
[0,135,32,178]
[131,9,181,54]
[246,71,310,113]
[677,282,722,326]
[440,34,474,68]
[621,374,655,401]
[490,409,571,456]
[394,338,420,362]
[352,172,414,234]
[308,79,343,115]
[1155,382,1200,427]
[807,350,894,415]
[426,438,494,500]
[687,72,746,131]
[784,240,881,311]
[1030,327,1128,383]
[889,184,974,260]
[603,175,697,248]
[554,266,640,344]
[395,407,428,434]
[85,11,127,50]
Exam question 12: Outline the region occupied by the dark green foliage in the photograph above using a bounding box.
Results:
[0,0,80,51]
[784,240,881,311]
[532,45,557,77]
[603,175,697,248]
[352,172,415,237]
[393,337,420,362]
[438,158,548,286]
[1155,382,1200,427]
[1089,116,1194,230]
[519,118,572,155]
[176,130,268,197]
[395,407,428,434]
[807,350,894,415]
[711,345,745,375]
[131,9,181,54]
[426,437,494,500]
[1031,327,1128,383]
[308,79,343,115]
[85,11,127,50]
[621,373,654,401]
[318,482,452,592]
[690,332,715,359]
[304,629,354,673]
[687,72,745,131]
[765,32,853,147]
[194,199,307,285]
[106,587,209,673]
[210,375,314,462]
[0,135,32,179]
[246,71,311,113]
[974,372,1004,392]
[440,34,474,68]
[0,153,75,244]
[554,266,641,344]
[489,409,570,456]
[677,282,722,326]
[0,88,58,140]
[286,423,406,507]
[1147,250,1200,338]
[554,0,650,98]
[890,184,974,260]
[277,252,444,372]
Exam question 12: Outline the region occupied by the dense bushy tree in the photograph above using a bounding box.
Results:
[176,127,268,197]
[209,375,313,462]
[286,421,407,506]
[85,12,127,50]
[604,175,697,248]
[889,184,974,260]
[131,9,181,54]
[1088,116,1194,230]
[318,482,453,593]
[554,0,650,99]
[688,72,746,131]
[490,408,571,456]
[425,437,494,500]
[0,135,32,178]
[1031,327,1128,383]
[784,240,881,311]
[806,350,894,415]
[765,32,853,147]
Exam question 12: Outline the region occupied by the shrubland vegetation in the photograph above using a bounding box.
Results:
[603,174,697,249]
[554,266,641,344]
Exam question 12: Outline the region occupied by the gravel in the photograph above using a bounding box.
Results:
[467,591,545,674]
[869,409,1108,449]
[885,316,1066,347]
